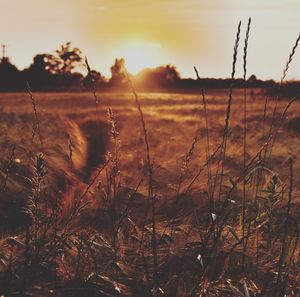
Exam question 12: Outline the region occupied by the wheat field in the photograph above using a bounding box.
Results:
[0,88,299,296]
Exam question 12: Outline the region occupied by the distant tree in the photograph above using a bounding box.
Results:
[53,42,84,75]
[49,42,84,89]
[248,74,257,83]
[83,70,107,89]
[109,58,126,87]
[26,54,53,74]
[0,57,22,91]
[35,42,84,76]
[23,43,85,90]
[22,54,55,90]
[134,64,180,89]
[160,65,181,81]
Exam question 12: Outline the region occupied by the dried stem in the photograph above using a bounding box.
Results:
[85,56,101,122]
[126,72,158,295]
[26,81,44,151]
[216,20,241,201]
[243,17,251,253]
[194,66,214,212]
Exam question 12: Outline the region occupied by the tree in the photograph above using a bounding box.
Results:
[38,42,84,76]
[27,54,54,74]
[0,57,22,91]
[22,54,57,90]
[23,43,85,90]
[134,64,181,89]
[248,74,257,83]
[109,58,126,87]
[83,70,107,89]
[160,65,181,81]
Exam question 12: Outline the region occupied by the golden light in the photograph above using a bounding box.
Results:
[116,41,163,74]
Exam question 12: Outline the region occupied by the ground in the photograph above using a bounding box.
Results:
[0,89,299,296]
[1,89,299,194]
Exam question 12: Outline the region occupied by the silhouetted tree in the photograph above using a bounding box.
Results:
[48,43,85,89]
[109,58,126,88]
[161,65,181,81]
[248,74,257,82]
[50,42,84,75]
[83,70,107,89]
[22,43,84,90]
[31,54,54,73]
[134,64,180,89]
[0,57,22,91]
[22,54,55,90]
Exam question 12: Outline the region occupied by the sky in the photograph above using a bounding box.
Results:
[1,0,300,80]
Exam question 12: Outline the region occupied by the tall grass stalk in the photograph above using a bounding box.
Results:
[275,156,294,296]
[85,57,101,122]
[266,33,300,160]
[242,17,251,254]
[183,142,223,196]
[262,95,269,141]
[66,159,109,225]
[215,21,241,203]
[106,107,121,257]
[194,66,214,212]
[126,72,158,296]
[26,81,44,151]
[86,57,123,257]
[178,135,198,192]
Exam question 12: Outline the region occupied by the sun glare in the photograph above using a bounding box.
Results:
[117,41,162,74]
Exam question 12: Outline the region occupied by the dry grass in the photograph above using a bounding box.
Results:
[0,32,300,296]
[0,87,299,296]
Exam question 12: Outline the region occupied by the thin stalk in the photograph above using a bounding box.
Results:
[275,157,293,296]
[243,17,251,253]
[216,21,241,202]
[26,81,44,151]
[126,73,158,296]
[85,57,101,122]
[265,33,300,161]
[194,66,213,212]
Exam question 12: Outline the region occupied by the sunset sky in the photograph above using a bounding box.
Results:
[1,0,300,80]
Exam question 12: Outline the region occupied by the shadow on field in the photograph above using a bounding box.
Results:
[287,117,300,134]
[80,120,109,180]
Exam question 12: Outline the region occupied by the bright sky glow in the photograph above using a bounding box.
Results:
[1,0,300,80]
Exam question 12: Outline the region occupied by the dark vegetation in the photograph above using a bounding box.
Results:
[0,20,300,296]
[0,41,281,93]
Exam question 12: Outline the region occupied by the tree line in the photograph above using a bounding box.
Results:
[0,42,278,92]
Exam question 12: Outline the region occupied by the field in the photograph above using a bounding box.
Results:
[0,90,299,296]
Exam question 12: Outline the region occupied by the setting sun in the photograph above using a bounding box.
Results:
[115,41,163,74]
[1,1,300,79]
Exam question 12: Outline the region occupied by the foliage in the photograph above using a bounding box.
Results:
[51,42,84,75]
[109,58,127,88]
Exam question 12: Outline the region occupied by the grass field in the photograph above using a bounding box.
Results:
[1,90,300,191]
[0,89,299,296]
